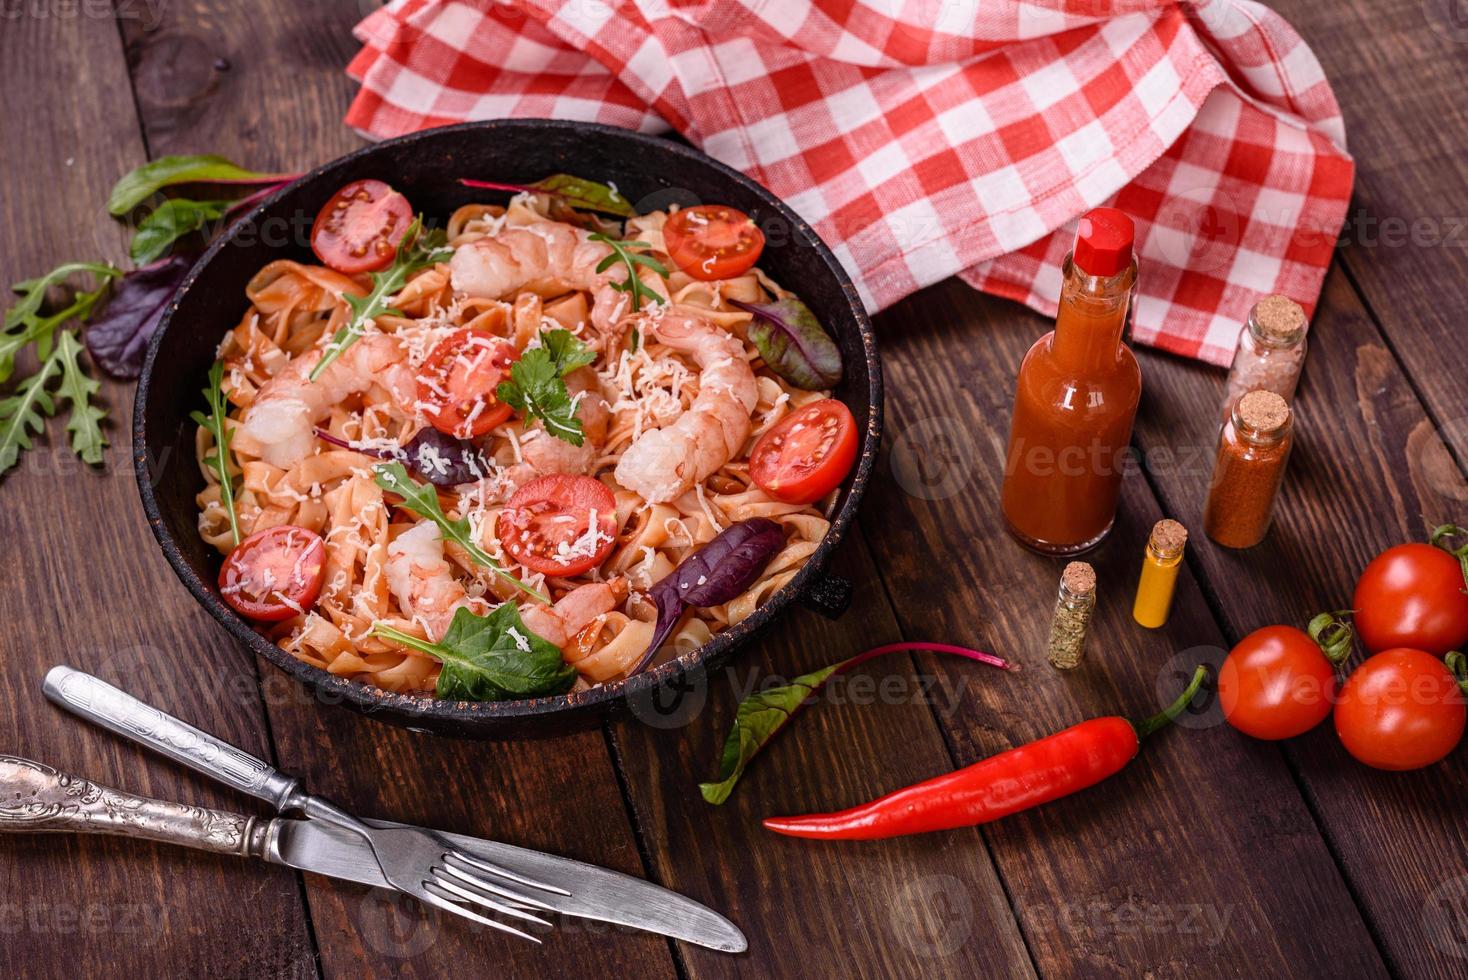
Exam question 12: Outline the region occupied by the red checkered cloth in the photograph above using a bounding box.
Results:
[346,0,1353,366]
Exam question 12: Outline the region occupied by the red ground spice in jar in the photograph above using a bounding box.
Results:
[1204,390,1293,548]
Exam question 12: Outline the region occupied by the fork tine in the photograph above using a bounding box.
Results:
[444,847,572,896]
[419,883,542,944]
[440,856,559,912]
[430,870,552,926]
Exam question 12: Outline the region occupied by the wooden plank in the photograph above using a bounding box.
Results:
[118,2,678,974]
[861,279,1390,977]
[1133,268,1468,980]
[1269,0,1468,464]
[610,538,1038,978]
[0,11,317,980]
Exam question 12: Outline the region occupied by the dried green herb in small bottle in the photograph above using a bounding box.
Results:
[1048,561,1097,670]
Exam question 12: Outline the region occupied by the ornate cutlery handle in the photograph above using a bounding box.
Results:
[0,755,265,856]
[43,666,299,810]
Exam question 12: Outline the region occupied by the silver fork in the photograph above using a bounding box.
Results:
[43,665,568,943]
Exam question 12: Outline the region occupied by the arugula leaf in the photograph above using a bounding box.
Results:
[2,263,120,382]
[458,174,636,217]
[130,198,231,264]
[310,216,451,381]
[700,662,842,805]
[53,331,107,465]
[371,461,548,604]
[0,345,62,476]
[189,361,240,546]
[587,234,668,314]
[495,328,596,446]
[730,295,842,390]
[108,154,294,216]
[373,604,575,701]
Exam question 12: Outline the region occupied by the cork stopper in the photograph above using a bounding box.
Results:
[1150,519,1188,556]
[1061,561,1096,597]
[1251,295,1307,346]
[1237,390,1291,434]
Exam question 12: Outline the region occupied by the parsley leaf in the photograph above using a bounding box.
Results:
[309,216,452,381]
[54,331,107,466]
[371,461,548,604]
[587,233,668,314]
[189,360,241,546]
[495,328,596,446]
[372,604,575,701]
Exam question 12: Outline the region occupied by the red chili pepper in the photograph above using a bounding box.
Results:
[762,664,1209,841]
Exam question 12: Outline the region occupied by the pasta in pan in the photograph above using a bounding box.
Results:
[195,181,854,699]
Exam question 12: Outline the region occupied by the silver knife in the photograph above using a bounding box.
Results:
[271,817,744,950]
[0,754,738,952]
[40,665,746,953]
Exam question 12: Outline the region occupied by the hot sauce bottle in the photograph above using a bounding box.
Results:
[1001,208,1141,554]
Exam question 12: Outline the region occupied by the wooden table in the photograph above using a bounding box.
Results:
[4,2,1466,977]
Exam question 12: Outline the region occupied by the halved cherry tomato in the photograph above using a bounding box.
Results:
[663,205,765,281]
[1218,624,1342,740]
[1353,528,1468,656]
[310,179,413,274]
[497,475,619,577]
[1334,648,1466,770]
[218,525,327,622]
[416,329,519,438]
[750,399,857,505]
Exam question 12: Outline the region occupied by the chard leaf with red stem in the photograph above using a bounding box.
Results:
[109,154,298,216]
[459,174,635,217]
[729,295,842,390]
[700,643,1015,804]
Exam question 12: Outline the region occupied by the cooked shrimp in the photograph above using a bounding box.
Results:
[384,521,484,641]
[450,221,664,332]
[234,333,416,468]
[613,311,758,503]
[520,579,628,650]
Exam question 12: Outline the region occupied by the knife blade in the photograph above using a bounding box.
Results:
[266,816,747,953]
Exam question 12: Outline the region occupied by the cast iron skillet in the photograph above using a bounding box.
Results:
[135,119,881,738]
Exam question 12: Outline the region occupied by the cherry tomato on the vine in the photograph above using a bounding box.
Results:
[1334,648,1466,770]
[1353,528,1468,656]
[1217,622,1348,740]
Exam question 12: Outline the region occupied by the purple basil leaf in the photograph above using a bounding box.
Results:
[631,519,786,675]
[630,577,687,677]
[730,296,842,390]
[86,254,192,379]
[314,426,494,488]
[675,518,785,605]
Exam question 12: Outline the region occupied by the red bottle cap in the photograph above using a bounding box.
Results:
[1072,207,1134,277]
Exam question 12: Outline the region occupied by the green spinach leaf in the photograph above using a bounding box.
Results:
[372,604,576,701]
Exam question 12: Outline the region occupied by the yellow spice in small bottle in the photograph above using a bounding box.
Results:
[1133,519,1187,628]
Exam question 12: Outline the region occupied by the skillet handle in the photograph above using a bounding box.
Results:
[800,573,852,620]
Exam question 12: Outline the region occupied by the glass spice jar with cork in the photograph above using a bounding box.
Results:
[1204,390,1294,548]
[1219,295,1308,424]
[1133,519,1187,628]
[1047,561,1097,670]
